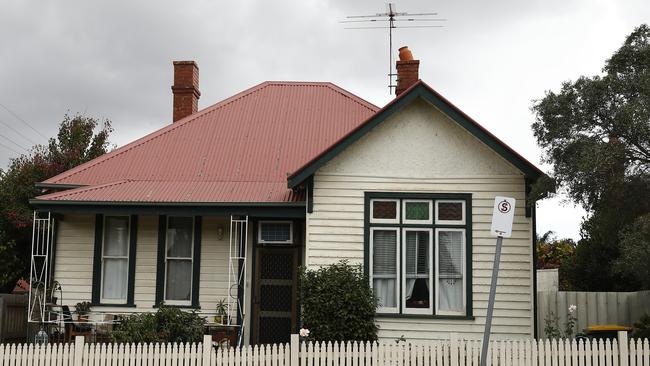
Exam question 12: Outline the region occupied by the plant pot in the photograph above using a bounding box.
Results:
[78,314,89,323]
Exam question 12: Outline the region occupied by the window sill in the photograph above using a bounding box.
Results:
[90,303,136,308]
[376,313,475,320]
[154,303,201,309]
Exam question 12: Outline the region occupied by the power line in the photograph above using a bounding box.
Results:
[0,141,23,156]
[0,117,40,146]
[0,102,48,140]
[0,132,29,152]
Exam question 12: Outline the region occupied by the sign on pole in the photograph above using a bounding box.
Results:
[481,196,516,366]
[490,196,516,237]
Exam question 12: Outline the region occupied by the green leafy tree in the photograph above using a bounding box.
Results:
[299,260,378,342]
[532,24,650,291]
[0,114,112,292]
[614,214,650,288]
[536,231,576,290]
[536,231,576,270]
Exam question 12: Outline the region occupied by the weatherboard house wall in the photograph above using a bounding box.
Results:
[53,214,256,341]
[304,98,534,340]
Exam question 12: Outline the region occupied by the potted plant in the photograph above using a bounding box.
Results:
[214,299,228,325]
[75,301,92,322]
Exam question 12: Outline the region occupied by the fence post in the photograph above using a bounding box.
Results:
[73,336,85,366]
[618,331,629,366]
[450,333,459,366]
[203,335,213,366]
[291,334,299,366]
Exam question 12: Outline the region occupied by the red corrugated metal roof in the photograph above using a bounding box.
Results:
[36,180,304,203]
[37,82,377,204]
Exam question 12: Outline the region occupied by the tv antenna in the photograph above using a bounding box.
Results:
[342,3,446,94]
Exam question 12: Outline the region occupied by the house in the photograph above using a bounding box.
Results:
[29,48,544,344]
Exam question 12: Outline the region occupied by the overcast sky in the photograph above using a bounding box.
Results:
[1,0,649,240]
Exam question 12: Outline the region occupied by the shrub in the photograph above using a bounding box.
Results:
[299,260,378,342]
[544,304,578,339]
[632,313,650,339]
[111,305,206,343]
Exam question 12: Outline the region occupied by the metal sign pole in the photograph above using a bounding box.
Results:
[480,235,503,366]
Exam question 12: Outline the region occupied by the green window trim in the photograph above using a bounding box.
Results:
[364,192,473,319]
[155,215,202,308]
[91,214,138,306]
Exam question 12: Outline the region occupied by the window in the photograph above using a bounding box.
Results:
[101,216,130,303]
[370,199,400,224]
[403,200,433,224]
[92,214,137,306]
[366,194,471,317]
[165,216,194,305]
[258,221,293,244]
[370,228,400,313]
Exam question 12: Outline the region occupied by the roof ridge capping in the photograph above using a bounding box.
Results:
[287,80,545,188]
[265,81,379,112]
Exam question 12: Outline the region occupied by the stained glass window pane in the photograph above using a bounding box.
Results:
[372,201,397,220]
[405,201,430,221]
[438,202,463,221]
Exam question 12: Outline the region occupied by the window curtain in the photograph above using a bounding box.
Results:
[372,230,397,308]
[438,230,463,312]
[102,217,129,300]
[405,231,430,307]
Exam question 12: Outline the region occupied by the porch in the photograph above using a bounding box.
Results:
[28,208,306,346]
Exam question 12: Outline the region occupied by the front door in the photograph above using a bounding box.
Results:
[252,246,299,344]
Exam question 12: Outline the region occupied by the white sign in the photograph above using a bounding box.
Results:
[490,196,516,237]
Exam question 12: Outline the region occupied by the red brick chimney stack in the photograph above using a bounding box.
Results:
[172,61,201,122]
[395,46,420,96]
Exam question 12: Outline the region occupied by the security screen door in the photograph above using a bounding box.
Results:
[252,247,299,344]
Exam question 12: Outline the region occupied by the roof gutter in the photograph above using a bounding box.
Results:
[29,199,307,218]
[29,199,305,208]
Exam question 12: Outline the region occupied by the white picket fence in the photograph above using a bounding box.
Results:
[0,333,649,366]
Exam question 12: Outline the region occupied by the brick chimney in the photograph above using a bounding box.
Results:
[172,61,201,122]
[395,46,419,96]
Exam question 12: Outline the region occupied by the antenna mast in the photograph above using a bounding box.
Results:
[342,3,446,94]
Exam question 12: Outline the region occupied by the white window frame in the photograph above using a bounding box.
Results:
[402,199,433,225]
[369,227,400,314]
[164,216,194,306]
[370,199,400,224]
[401,228,434,315]
[435,200,466,225]
[100,215,130,304]
[258,220,294,244]
[434,228,466,316]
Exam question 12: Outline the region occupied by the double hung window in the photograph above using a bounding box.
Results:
[164,216,194,305]
[368,195,469,316]
[101,216,130,303]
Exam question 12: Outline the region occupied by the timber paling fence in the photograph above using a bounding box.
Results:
[537,290,650,339]
[0,334,649,366]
